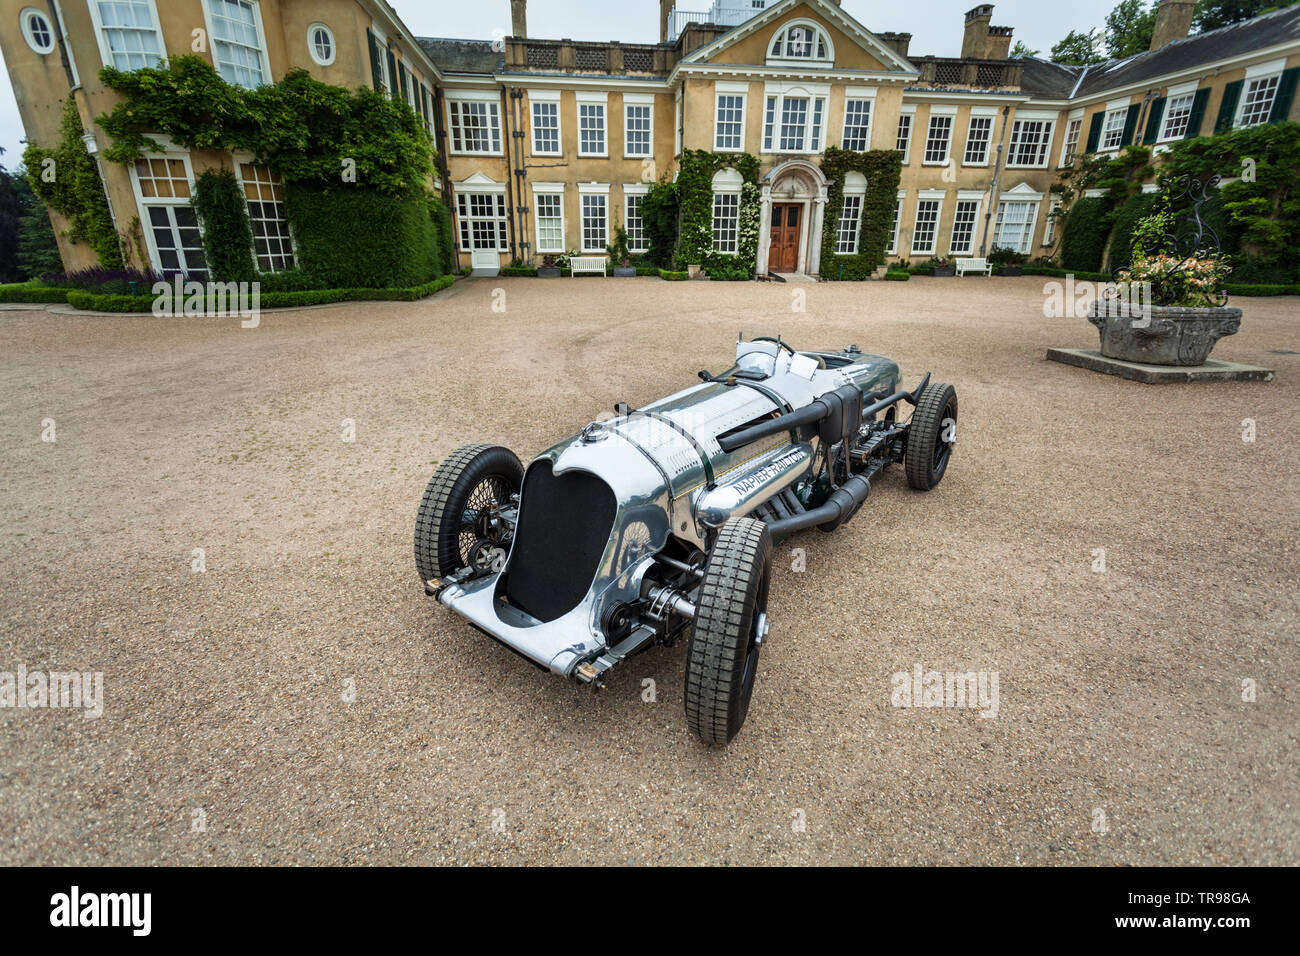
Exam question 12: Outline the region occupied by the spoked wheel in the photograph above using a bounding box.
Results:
[684,517,772,746]
[414,444,523,583]
[905,382,958,491]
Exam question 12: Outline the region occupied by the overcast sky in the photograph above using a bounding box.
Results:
[0,0,1122,168]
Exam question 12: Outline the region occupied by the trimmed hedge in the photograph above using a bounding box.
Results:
[1224,282,1300,296]
[884,271,911,281]
[284,183,444,288]
[502,266,538,277]
[1021,264,1113,282]
[64,275,454,313]
[658,269,688,281]
[0,283,71,303]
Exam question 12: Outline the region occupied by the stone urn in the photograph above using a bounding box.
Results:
[1087,300,1242,366]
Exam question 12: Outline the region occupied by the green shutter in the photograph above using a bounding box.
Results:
[367,29,383,91]
[1142,97,1166,145]
[1084,112,1103,153]
[1184,88,1210,139]
[1269,67,1299,123]
[1120,103,1140,148]
[420,84,431,128]
[399,63,409,104]
[1214,79,1243,134]
[386,50,398,99]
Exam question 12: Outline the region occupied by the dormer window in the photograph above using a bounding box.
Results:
[767,21,832,66]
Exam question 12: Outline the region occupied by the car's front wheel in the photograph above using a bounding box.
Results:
[414,444,523,583]
[905,382,958,491]
[684,517,772,745]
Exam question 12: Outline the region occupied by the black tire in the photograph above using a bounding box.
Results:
[905,382,958,491]
[684,517,772,745]
[414,444,523,583]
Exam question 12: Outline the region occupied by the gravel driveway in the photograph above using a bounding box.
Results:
[1,276,1296,865]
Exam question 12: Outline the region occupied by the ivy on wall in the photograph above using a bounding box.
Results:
[675,149,761,276]
[640,180,680,268]
[819,147,903,281]
[23,95,124,269]
[96,57,434,196]
[191,169,256,282]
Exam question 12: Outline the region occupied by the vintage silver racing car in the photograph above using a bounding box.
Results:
[415,336,957,744]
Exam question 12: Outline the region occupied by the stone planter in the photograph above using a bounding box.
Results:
[537,267,561,278]
[1087,300,1242,366]
[613,266,637,277]
[997,265,1023,277]
[932,266,955,277]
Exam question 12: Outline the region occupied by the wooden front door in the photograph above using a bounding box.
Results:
[768,203,801,273]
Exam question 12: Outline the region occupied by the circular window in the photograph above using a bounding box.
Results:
[308,23,335,66]
[20,8,55,55]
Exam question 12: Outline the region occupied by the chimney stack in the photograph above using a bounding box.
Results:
[986,25,1013,59]
[660,0,673,43]
[961,5,994,59]
[1150,0,1195,51]
[879,32,912,59]
[511,0,527,39]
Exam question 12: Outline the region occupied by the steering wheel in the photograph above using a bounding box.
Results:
[751,336,795,355]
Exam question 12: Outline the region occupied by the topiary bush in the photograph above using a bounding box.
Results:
[192,168,256,282]
[1059,196,1111,272]
[1105,191,1159,272]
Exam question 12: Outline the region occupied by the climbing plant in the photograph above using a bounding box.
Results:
[819,146,904,280]
[640,179,680,268]
[675,149,761,276]
[23,95,124,269]
[96,56,434,196]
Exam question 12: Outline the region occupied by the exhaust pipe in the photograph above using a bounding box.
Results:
[765,473,871,537]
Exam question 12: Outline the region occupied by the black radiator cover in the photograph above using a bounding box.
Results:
[503,460,617,623]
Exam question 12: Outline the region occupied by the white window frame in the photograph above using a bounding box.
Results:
[923,107,956,166]
[1237,61,1286,128]
[1003,113,1055,167]
[835,175,867,255]
[887,191,904,256]
[446,91,503,156]
[841,89,874,151]
[1059,110,1083,167]
[1043,196,1062,246]
[766,19,834,67]
[577,92,608,158]
[991,193,1042,255]
[910,192,944,257]
[234,157,296,272]
[896,105,916,164]
[532,182,566,255]
[624,183,650,254]
[624,93,654,159]
[948,193,982,256]
[200,0,272,90]
[20,6,56,54]
[453,182,509,254]
[129,149,207,278]
[529,89,561,157]
[86,0,166,72]
[1099,102,1130,153]
[714,83,748,152]
[963,108,995,166]
[307,21,335,66]
[711,169,743,255]
[578,182,610,253]
[762,85,829,154]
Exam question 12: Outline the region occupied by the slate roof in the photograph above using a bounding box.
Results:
[1017,5,1300,101]
[416,37,504,74]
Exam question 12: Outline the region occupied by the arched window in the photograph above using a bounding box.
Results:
[20,8,55,54]
[767,20,832,65]
[308,22,335,66]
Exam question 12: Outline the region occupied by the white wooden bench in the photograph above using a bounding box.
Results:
[570,256,607,277]
[956,257,993,277]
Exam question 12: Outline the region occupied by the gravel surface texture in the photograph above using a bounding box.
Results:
[1,275,1295,865]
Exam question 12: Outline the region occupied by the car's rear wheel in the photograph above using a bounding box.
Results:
[685,517,772,745]
[415,444,523,582]
[905,382,958,491]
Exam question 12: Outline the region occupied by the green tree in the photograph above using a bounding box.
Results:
[18,182,63,278]
[1050,29,1105,65]
[1105,0,1157,57]
[1194,0,1299,32]
[1010,40,1041,56]
[0,152,22,282]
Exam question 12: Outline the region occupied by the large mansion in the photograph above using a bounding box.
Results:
[3,0,1299,278]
